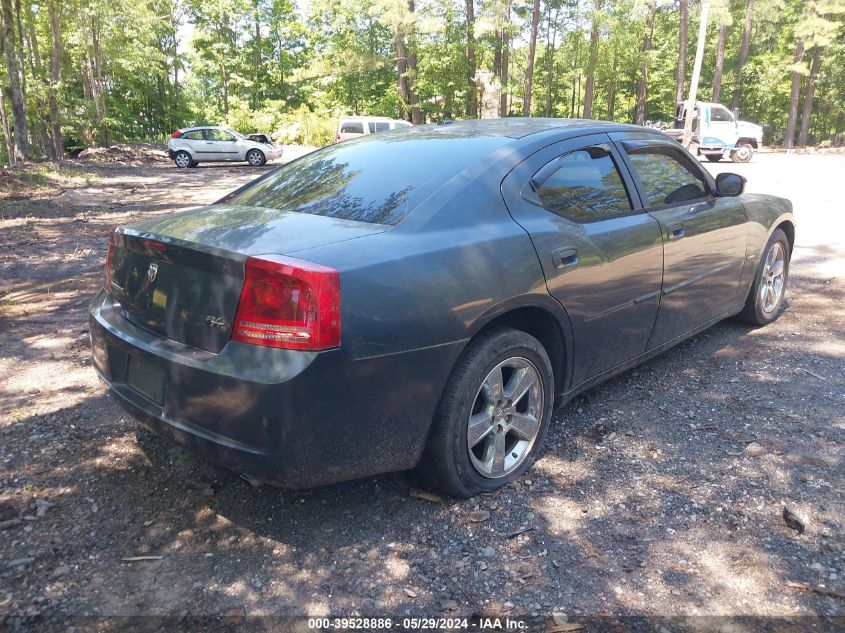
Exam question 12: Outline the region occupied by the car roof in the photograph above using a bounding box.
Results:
[387,117,647,140]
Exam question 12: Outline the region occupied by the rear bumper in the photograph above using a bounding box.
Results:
[167,149,176,159]
[89,291,458,487]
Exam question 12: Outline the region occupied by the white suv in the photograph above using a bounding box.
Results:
[168,127,283,168]
[335,117,412,143]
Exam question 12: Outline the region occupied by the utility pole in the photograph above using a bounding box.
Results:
[682,0,709,149]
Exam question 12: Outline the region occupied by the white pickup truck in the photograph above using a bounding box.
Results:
[664,101,763,163]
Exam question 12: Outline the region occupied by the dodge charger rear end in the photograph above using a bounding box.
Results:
[90,119,794,497]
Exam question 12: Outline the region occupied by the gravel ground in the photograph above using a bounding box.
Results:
[0,151,843,632]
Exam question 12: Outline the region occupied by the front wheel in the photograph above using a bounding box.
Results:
[738,228,790,326]
[246,149,266,166]
[730,144,753,163]
[419,328,554,497]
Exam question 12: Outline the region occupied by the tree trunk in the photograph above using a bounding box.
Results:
[48,0,62,158]
[675,0,688,104]
[730,0,753,112]
[544,6,558,118]
[396,32,409,119]
[465,0,476,117]
[711,22,727,103]
[522,0,540,116]
[682,0,709,147]
[252,0,261,109]
[0,0,27,162]
[607,44,618,120]
[408,48,421,124]
[784,39,805,148]
[26,3,55,159]
[582,0,601,119]
[0,87,13,163]
[635,1,655,125]
[797,46,822,147]
[500,0,511,117]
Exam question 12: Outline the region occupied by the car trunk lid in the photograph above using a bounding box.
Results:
[108,232,245,353]
[108,204,388,352]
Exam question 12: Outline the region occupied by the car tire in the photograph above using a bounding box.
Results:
[246,149,266,167]
[738,228,790,326]
[173,151,192,169]
[730,143,753,163]
[419,328,554,498]
[704,153,723,162]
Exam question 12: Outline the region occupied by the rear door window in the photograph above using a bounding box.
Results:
[341,122,364,134]
[525,145,633,222]
[624,144,709,207]
[182,130,204,140]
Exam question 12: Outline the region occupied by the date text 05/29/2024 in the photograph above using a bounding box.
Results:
[307,617,530,630]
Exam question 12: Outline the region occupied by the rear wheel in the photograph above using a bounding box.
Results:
[246,149,266,166]
[738,228,790,326]
[704,153,723,163]
[174,151,192,168]
[730,143,753,163]
[419,328,554,497]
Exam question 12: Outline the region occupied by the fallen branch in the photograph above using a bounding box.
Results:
[505,525,534,539]
[796,367,826,381]
[121,555,164,562]
[786,580,845,599]
[0,519,22,530]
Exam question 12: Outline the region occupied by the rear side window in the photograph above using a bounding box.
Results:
[340,122,364,134]
[529,145,632,221]
[230,135,510,225]
[368,122,389,133]
[182,130,204,140]
[625,145,708,207]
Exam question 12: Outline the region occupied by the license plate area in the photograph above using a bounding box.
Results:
[125,354,166,406]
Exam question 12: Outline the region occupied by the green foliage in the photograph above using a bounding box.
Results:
[2,0,845,167]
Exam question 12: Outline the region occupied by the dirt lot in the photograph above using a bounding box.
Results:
[0,148,843,631]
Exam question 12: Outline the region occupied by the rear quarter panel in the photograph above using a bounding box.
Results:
[295,185,550,361]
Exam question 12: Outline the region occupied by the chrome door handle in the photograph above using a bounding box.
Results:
[687,201,711,214]
[667,223,685,240]
[553,247,579,269]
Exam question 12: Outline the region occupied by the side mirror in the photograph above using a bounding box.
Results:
[715,172,745,197]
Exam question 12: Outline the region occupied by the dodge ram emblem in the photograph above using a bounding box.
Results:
[147,262,158,282]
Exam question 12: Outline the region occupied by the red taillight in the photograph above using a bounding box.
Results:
[231,255,340,351]
[335,133,340,143]
[104,230,115,291]
[170,130,183,138]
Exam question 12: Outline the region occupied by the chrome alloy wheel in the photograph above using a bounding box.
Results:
[760,241,786,313]
[174,152,191,168]
[467,357,544,479]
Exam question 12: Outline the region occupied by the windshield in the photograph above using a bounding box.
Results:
[229,134,510,225]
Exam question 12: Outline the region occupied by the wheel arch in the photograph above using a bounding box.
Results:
[463,297,574,403]
[736,137,758,149]
[775,219,795,255]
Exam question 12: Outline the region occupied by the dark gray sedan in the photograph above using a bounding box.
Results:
[89,119,794,497]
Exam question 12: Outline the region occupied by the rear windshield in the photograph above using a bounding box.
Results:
[340,122,364,134]
[230,135,510,225]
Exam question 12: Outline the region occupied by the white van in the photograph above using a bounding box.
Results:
[335,116,412,143]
